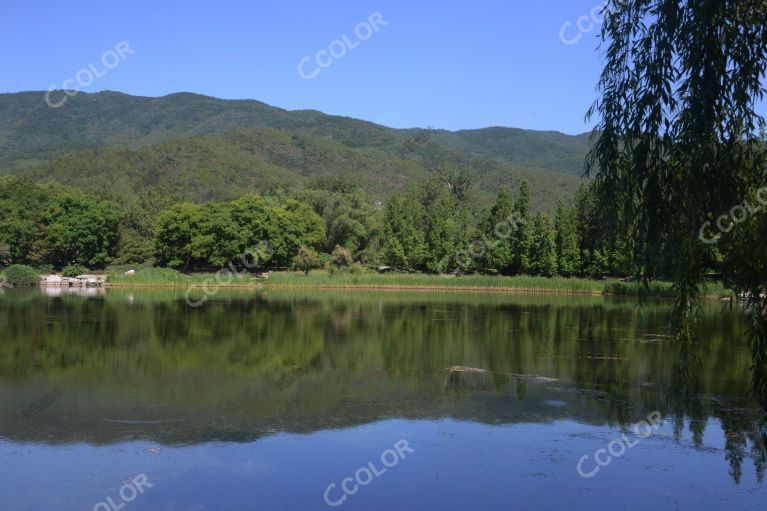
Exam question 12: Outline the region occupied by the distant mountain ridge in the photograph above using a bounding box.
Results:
[0,91,592,209]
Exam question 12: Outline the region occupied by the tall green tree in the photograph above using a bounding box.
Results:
[574,183,628,278]
[294,181,381,255]
[529,213,558,277]
[482,187,515,274]
[425,188,464,272]
[510,181,533,274]
[554,201,580,277]
[154,203,202,270]
[436,166,477,203]
[268,199,326,266]
[116,185,177,264]
[43,194,119,267]
[188,202,242,268]
[382,192,428,270]
[0,177,48,264]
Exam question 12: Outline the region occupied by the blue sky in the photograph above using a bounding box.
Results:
[2,0,615,134]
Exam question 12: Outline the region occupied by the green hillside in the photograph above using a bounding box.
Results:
[0,91,407,170]
[0,91,591,210]
[20,128,428,206]
[450,128,592,176]
[18,128,583,212]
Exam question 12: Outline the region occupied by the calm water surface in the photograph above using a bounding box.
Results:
[0,289,764,510]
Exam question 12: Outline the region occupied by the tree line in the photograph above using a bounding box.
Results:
[0,172,647,279]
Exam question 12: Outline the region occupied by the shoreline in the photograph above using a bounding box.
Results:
[105,282,602,295]
[102,281,727,300]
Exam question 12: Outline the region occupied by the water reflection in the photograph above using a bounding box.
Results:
[0,289,765,488]
[40,286,106,298]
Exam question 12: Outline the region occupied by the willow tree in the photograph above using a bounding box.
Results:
[586,0,767,405]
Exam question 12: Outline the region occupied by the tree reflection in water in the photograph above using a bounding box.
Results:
[0,288,764,483]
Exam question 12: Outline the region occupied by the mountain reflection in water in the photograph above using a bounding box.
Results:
[0,289,764,509]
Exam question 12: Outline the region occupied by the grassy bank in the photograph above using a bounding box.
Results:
[105,268,732,298]
[267,272,606,294]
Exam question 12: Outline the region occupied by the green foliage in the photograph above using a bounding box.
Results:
[574,183,632,277]
[0,177,120,268]
[0,94,596,271]
[376,179,617,279]
[436,165,477,202]
[481,187,515,274]
[587,0,767,405]
[4,92,588,212]
[381,176,474,273]
[114,226,155,265]
[0,169,717,285]
[582,249,608,279]
[554,202,580,276]
[154,203,201,270]
[0,177,49,264]
[155,196,325,271]
[424,188,465,272]
[383,191,428,270]
[0,91,591,178]
[61,264,87,278]
[330,245,354,267]
[32,263,54,274]
[294,180,382,254]
[510,181,533,274]
[43,194,119,268]
[2,264,39,287]
[529,213,558,277]
[274,200,326,265]
[292,246,323,275]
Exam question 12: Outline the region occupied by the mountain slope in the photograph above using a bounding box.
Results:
[450,127,591,176]
[0,91,591,174]
[21,127,581,212]
[0,91,403,170]
[1,91,591,211]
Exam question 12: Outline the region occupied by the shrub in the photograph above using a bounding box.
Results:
[3,265,39,287]
[348,263,366,274]
[331,245,354,267]
[603,281,675,297]
[62,264,88,278]
[292,246,322,275]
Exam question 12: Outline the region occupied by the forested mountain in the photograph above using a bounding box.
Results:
[450,128,592,176]
[0,92,636,278]
[0,91,590,210]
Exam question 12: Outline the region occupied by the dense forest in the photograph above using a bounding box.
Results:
[0,91,606,278]
[0,168,648,280]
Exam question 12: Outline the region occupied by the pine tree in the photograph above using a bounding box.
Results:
[426,190,460,272]
[482,187,514,274]
[529,213,557,277]
[510,181,533,274]
[382,192,428,270]
[554,201,580,277]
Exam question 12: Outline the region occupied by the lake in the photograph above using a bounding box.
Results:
[0,289,764,510]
